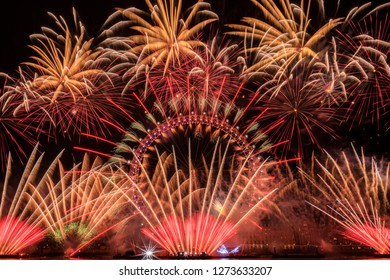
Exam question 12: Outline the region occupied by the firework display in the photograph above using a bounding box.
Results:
[24,154,136,257]
[0,0,389,259]
[0,147,46,256]
[301,145,390,254]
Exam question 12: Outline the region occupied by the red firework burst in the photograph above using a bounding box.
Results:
[342,223,390,255]
[118,138,277,256]
[302,145,390,255]
[336,11,390,129]
[0,216,44,255]
[255,65,339,158]
[20,70,127,140]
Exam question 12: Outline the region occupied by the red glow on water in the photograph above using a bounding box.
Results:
[0,216,44,255]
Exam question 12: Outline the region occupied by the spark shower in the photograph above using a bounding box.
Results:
[0,0,389,258]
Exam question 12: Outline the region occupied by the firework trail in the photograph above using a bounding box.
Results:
[301,144,390,254]
[24,153,136,257]
[0,145,46,255]
[254,63,340,158]
[117,138,277,255]
[0,217,44,256]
